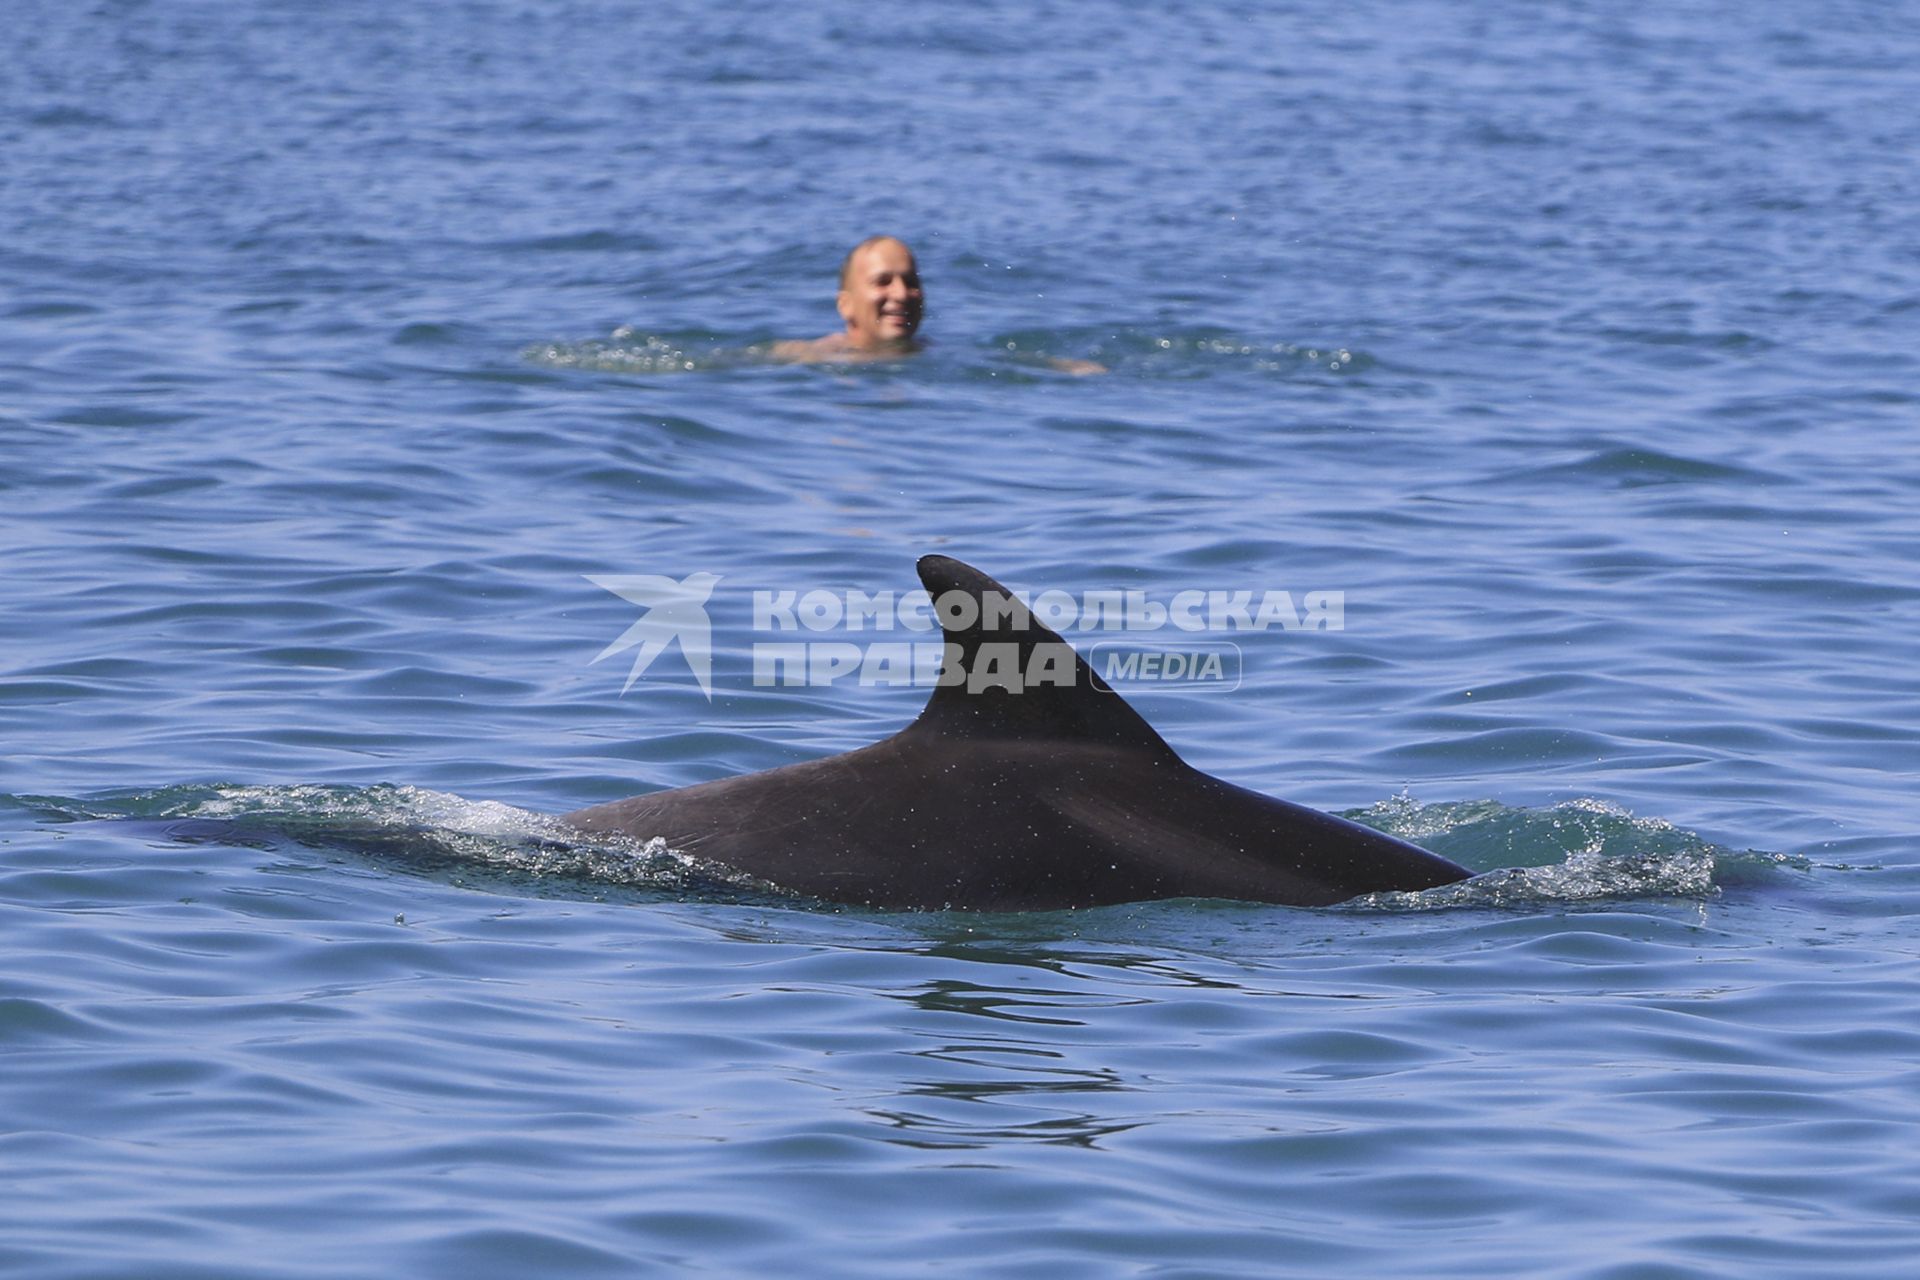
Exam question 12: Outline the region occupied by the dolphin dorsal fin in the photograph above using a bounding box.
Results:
[903,555,1177,755]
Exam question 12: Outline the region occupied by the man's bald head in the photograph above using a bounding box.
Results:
[836,236,924,349]
[839,236,914,290]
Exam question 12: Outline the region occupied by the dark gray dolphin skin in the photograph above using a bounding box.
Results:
[565,556,1472,910]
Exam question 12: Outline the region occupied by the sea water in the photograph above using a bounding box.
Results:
[4,2,1918,1275]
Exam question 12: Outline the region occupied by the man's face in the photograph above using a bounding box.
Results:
[837,240,923,348]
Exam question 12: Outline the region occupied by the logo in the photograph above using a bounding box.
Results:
[1091,641,1243,691]
[585,572,721,699]
[589,574,1340,696]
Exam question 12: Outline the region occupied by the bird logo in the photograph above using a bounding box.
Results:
[586,571,722,699]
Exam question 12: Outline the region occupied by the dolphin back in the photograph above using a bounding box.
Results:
[564,556,1471,909]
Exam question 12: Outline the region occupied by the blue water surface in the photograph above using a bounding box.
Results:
[4,1,1919,1276]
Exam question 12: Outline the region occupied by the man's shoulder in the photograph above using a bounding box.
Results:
[770,334,854,361]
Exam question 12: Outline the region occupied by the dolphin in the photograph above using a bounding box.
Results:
[564,556,1471,909]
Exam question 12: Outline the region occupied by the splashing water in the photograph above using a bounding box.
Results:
[1349,794,1733,908]
[523,328,760,374]
[19,783,774,901]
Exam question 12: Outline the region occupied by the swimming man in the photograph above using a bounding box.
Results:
[773,236,1104,373]
[772,236,924,362]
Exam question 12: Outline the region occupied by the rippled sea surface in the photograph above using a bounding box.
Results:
[6,2,1920,1275]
